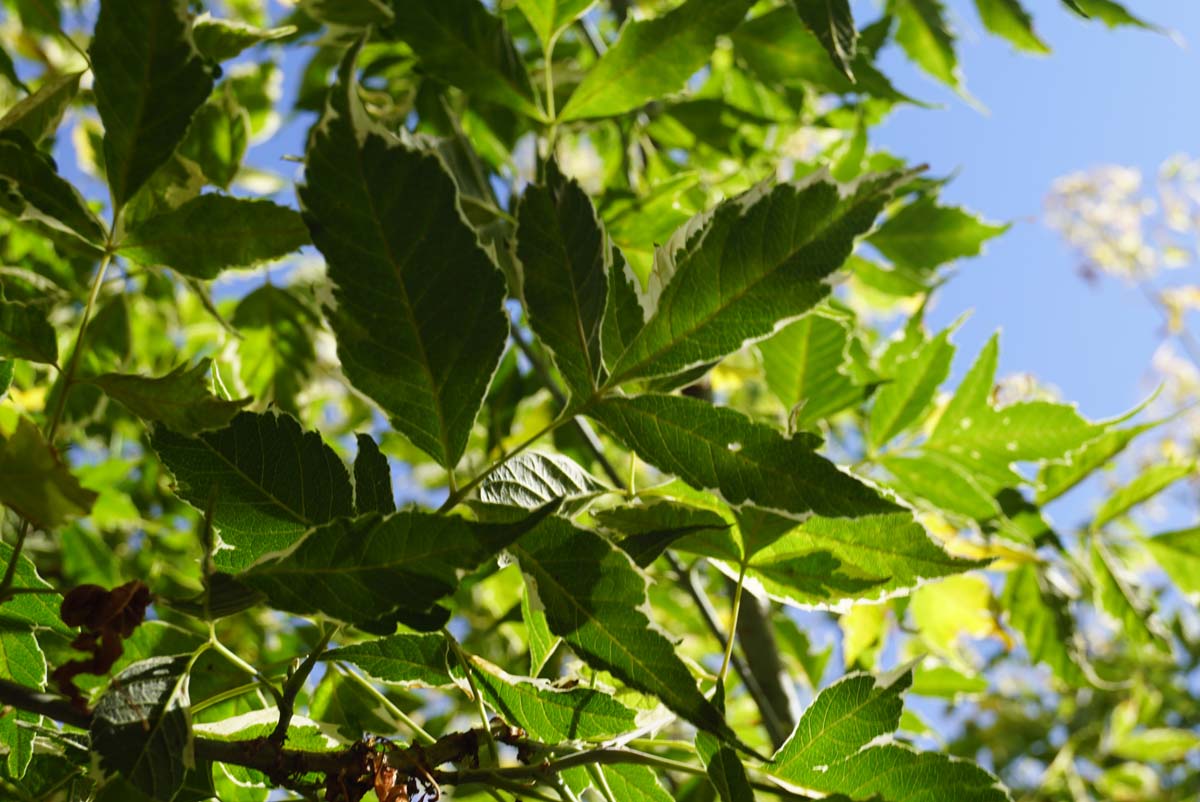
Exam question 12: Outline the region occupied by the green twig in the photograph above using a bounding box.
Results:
[444,630,499,765]
[271,624,338,745]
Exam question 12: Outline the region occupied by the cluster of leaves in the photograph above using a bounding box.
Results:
[0,1,1193,802]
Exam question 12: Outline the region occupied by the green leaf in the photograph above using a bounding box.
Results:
[910,664,987,697]
[303,0,393,27]
[471,655,637,742]
[90,0,215,210]
[596,500,730,568]
[517,0,596,46]
[600,764,674,802]
[559,0,753,121]
[868,197,1008,273]
[0,71,82,143]
[973,0,1050,54]
[591,394,897,519]
[1109,728,1200,763]
[0,296,57,364]
[1036,419,1160,505]
[696,685,754,802]
[732,512,981,607]
[1070,0,1157,29]
[759,309,876,428]
[0,130,106,245]
[390,0,542,119]
[118,195,309,279]
[322,633,454,687]
[178,91,248,190]
[1091,462,1194,530]
[299,45,508,468]
[1090,541,1168,650]
[888,0,964,91]
[1143,527,1200,594]
[239,505,556,627]
[232,284,319,415]
[791,0,858,81]
[882,453,1000,520]
[607,171,906,385]
[731,8,918,103]
[511,517,745,748]
[475,451,607,514]
[0,359,12,397]
[0,541,73,635]
[926,335,1103,489]
[308,667,396,741]
[600,248,646,373]
[868,325,955,448]
[191,14,295,62]
[0,45,26,93]
[353,433,395,515]
[0,628,45,779]
[0,417,97,529]
[521,575,559,675]
[88,360,249,436]
[517,162,608,398]
[1002,564,1086,686]
[91,655,193,802]
[151,410,353,571]
[771,667,1006,800]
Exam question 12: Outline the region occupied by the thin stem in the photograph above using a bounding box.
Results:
[445,630,499,765]
[271,624,338,745]
[207,634,284,707]
[191,682,264,715]
[719,564,747,684]
[336,663,436,746]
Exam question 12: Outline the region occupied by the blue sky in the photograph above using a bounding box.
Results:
[862,0,1199,422]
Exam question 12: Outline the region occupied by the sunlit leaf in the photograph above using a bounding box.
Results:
[88,359,249,435]
[0,417,97,529]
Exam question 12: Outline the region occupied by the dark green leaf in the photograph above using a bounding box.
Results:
[91,0,215,209]
[299,45,508,468]
[0,416,97,529]
[304,0,392,26]
[471,655,637,742]
[118,195,310,279]
[559,0,754,121]
[0,130,106,245]
[791,0,857,80]
[152,410,353,571]
[162,573,266,621]
[590,393,897,519]
[0,71,82,143]
[88,359,249,435]
[0,359,12,397]
[239,504,556,627]
[973,0,1050,54]
[512,517,746,749]
[91,656,193,802]
[323,633,454,687]
[0,45,26,92]
[888,0,963,90]
[868,197,1008,273]
[0,541,73,635]
[595,500,730,568]
[600,247,646,374]
[517,161,608,399]
[607,171,906,385]
[191,15,295,61]
[390,0,543,119]
[696,685,754,802]
[0,296,57,364]
[353,433,395,515]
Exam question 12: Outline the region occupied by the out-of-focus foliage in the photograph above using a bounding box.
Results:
[0,1,1192,801]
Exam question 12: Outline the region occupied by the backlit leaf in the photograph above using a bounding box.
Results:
[323,633,454,688]
[1143,527,1200,595]
[517,0,596,46]
[0,296,57,364]
[1090,541,1168,650]
[973,0,1050,54]
[559,0,754,121]
[299,45,508,468]
[0,130,106,245]
[152,410,353,571]
[607,170,906,385]
[88,359,249,435]
[1091,461,1194,529]
[0,71,82,143]
[517,161,608,399]
[512,517,745,747]
[868,324,955,449]
[232,284,319,415]
[868,197,1008,274]
[0,417,97,529]
[888,0,964,90]
[91,0,215,209]
[791,0,858,80]
[191,15,295,62]
[1002,564,1086,686]
[118,195,310,279]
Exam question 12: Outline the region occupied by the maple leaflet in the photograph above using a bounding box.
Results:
[0,1,1192,802]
